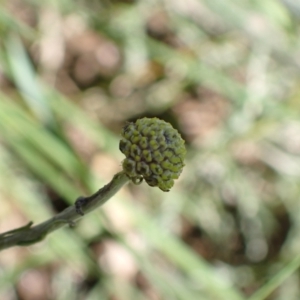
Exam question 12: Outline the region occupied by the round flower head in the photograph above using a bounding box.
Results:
[119,117,186,191]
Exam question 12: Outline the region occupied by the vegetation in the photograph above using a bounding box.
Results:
[1,0,300,299]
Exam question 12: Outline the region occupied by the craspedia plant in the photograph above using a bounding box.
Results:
[119,117,186,192]
[0,118,186,249]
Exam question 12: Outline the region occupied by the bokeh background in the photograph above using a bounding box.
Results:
[1,0,300,299]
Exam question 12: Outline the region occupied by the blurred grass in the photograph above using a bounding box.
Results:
[1,0,300,299]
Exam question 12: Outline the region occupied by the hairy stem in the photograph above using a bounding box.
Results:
[0,171,129,251]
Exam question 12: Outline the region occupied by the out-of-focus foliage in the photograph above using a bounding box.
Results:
[1,0,300,299]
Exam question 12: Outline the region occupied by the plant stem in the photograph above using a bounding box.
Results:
[0,171,129,251]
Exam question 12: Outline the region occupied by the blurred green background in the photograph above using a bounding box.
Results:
[1,0,300,299]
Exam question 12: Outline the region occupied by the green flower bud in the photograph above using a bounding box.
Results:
[119,117,186,191]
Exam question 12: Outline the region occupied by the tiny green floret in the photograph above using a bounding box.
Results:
[119,117,186,191]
